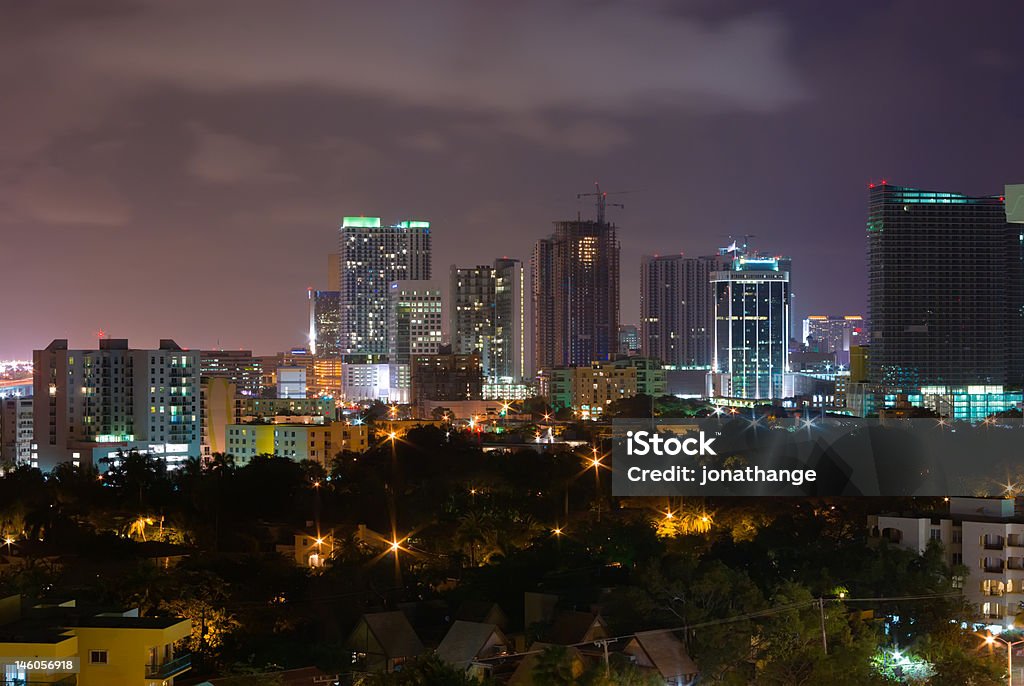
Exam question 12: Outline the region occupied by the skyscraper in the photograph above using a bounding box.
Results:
[308,289,341,357]
[450,258,525,382]
[532,219,620,370]
[711,252,791,399]
[388,281,443,365]
[640,254,720,368]
[338,217,431,358]
[867,183,1022,386]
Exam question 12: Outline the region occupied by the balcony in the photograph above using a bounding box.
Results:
[984,564,1005,573]
[145,654,191,679]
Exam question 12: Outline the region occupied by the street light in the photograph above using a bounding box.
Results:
[984,632,1024,685]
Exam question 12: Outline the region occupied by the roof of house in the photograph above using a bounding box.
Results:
[630,630,699,678]
[508,643,585,686]
[454,600,508,627]
[350,611,425,659]
[544,611,606,645]
[436,621,506,667]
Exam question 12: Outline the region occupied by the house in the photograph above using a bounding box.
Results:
[345,611,425,672]
[543,611,608,645]
[436,621,509,677]
[0,595,191,685]
[623,630,699,686]
[454,601,509,631]
[507,642,587,686]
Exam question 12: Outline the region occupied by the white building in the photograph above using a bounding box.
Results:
[276,366,307,399]
[0,396,33,467]
[33,339,200,471]
[341,363,410,404]
[870,497,1024,627]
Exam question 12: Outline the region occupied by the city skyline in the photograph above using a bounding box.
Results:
[3,3,1024,358]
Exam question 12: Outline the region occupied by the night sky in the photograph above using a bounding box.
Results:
[2,1,1023,359]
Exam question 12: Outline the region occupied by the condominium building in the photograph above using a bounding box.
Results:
[867,183,1022,386]
[410,352,483,406]
[388,281,443,365]
[803,315,866,366]
[450,259,526,382]
[641,254,720,368]
[33,339,200,471]
[870,498,1024,628]
[0,396,32,467]
[225,421,368,464]
[533,220,620,371]
[308,289,341,357]
[338,217,432,357]
[538,363,638,418]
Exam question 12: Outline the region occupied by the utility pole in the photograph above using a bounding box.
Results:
[818,597,828,654]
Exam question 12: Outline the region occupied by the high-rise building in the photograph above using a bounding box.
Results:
[617,325,640,356]
[200,349,265,397]
[308,290,341,357]
[867,183,1023,386]
[33,338,200,470]
[338,216,431,357]
[450,258,526,382]
[388,281,443,365]
[802,315,866,366]
[711,252,791,400]
[532,219,619,371]
[640,254,720,368]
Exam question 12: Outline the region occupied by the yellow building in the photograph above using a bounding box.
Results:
[539,363,638,418]
[225,421,369,464]
[0,595,191,685]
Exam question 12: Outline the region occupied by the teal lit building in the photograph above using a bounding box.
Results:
[711,252,791,400]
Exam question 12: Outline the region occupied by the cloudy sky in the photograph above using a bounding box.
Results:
[1,0,1022,358]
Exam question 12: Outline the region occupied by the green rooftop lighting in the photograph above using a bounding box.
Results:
[342,216,381,228]
[398,220,430,228]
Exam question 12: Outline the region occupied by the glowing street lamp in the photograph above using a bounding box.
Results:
[983,633,1024,686]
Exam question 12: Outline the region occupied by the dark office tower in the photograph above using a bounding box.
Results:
[338,217,432,357]
[307,289,341,357]
[711,253,791,399]
[450,259,525,382]
[867,183,1021,386]
[532,220,620,370]
[640,254,719,368]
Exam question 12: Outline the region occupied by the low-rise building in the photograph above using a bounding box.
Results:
[538,363,638,418]
[226,421,368,464]
[0,595,191,686]
[0,396,33,467]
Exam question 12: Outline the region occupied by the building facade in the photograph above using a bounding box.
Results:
[338,217,432,357]
[868,183,1022,386]
[802,315,866,367]
[308,289,341,357]
[532,220,620,371]
[410,352,483,406]
[388,281,443,365]
[200,349,264,397]
[538,363,638,418]
[0,396,32,467]
[450,259,526,383]
[33,339,200,471]
[711,254,791,400]
[640,254,719,369]
[870,498,1024,628]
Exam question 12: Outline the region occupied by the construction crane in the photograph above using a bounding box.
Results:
[577,182,631,225]
[722,234,757,255]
